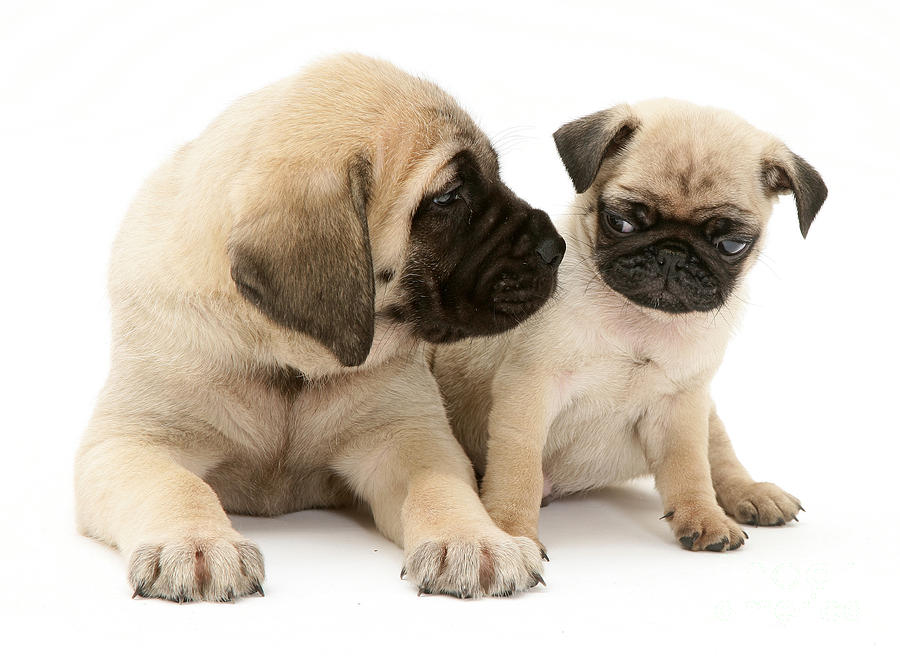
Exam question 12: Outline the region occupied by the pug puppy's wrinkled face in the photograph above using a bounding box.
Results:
[594,194,758,313]
[553,99,827,314]
[389,149,565,342]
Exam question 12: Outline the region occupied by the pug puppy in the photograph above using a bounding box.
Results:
[432,100,826,554]
[75,54,565,601]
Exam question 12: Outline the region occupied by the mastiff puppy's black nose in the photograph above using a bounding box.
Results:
[531,208,566,269]
[535,236,565,268]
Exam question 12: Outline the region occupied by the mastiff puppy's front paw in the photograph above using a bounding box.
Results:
[128,534,265,603]
[402,532,544,598]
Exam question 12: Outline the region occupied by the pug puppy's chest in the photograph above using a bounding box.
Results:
[541,312,718,496]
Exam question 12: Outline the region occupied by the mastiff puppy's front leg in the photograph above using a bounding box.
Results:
[332,362,544,598]
[75,402,264,602]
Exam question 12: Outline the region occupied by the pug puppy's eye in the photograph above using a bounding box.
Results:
[605,210,636,234]
[716,239,750,255]
[433,184,462,206]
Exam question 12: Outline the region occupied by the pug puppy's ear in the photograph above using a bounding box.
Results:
[228,156,376,367]
[762,151,828,238]
[553,105,640,193]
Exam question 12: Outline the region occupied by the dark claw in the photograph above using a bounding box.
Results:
[533,572,546,586]
[660,510,675,520]
[254,583,265,597]
[704,539,727,552]
[132,585,146,599]
[742,530,749,539]
[746,501,760,527]
[417,587,432,597]
[400,566,407,580]
[791,515,799,523]
[679,532,698,549]
[798,504,806,512]
[540,549,550,562]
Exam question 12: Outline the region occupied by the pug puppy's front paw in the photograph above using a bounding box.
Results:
[482,504,549,561]
[487,519,549,562]
[662,501,747,552]
[402,531,544,598]
[717,481,803,526]
[128,533,265,602]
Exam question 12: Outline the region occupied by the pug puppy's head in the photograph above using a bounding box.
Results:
[553,99,826,314]
[227,54,564,368]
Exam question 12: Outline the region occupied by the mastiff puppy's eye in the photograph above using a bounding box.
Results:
[433,183,462,206]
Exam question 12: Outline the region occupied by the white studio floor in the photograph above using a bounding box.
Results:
[10,463,893,653]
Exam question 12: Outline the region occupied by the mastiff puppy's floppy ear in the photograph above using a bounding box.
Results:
[228,156,376,367]
[762,150,828,238]
[553,104,640,193]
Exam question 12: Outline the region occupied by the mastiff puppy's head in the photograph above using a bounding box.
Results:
[227,54,564,368]
[553,99,826,314]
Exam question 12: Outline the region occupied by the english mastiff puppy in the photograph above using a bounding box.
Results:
[75,54,565,601]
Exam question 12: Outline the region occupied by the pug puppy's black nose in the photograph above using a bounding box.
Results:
[536,236,565,268]
[656,245,688,271]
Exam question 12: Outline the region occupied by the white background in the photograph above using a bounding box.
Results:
[2,0,898,652]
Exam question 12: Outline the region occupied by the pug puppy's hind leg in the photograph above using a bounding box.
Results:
[642,393,746,552]
[708,408,803,526]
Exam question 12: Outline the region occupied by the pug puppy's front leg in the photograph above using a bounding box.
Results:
[75,414,264,602]
[478,370,553,552]
[480,430,545,549]
[335,410,544,598]
[708,407,803,526]
[640,392,746,552]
